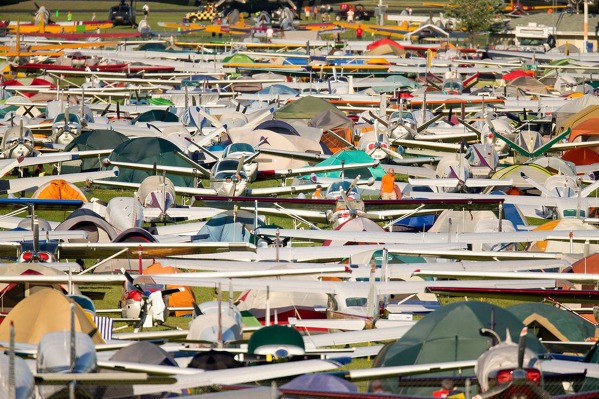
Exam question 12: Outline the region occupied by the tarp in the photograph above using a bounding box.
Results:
[108,137,195,187]
[371,301,546,395]
[32,179,87,202]
[508,303,596,342]
[144,262,196,316]
[0,288,103,344]
[194,209,263,243]
[274,96,341,120]
[188,349,242,370]
[63,130,129,173]
[306,150,386,179]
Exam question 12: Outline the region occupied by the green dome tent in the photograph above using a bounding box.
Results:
[108,137,195,187]
[508,302,596,343]
[63,130,129,173]
[274,96,343,120]
[371,301,546,396]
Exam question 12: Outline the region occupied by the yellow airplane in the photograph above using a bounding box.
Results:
[8,20,113,34]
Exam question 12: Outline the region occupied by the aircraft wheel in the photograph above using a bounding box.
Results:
[227,9,240,25]
[190,16,198,23]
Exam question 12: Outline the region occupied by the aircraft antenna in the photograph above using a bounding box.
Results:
[8,322,15,399]
[217,283,223,348]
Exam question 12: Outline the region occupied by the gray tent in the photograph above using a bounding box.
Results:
[553,94,599,130]
[194,210,263,243]
[308,109,353,130]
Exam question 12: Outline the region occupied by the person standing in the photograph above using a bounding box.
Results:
[67,10,73,21]
[143,3,150,19]
[266,25,274,43]
[91,12,96,21]
[380,168,401,200]
[347,8,354,23]
[326,4,332,21]
[304,5,311,20]
[356,25,363,40]
[312,184,323,199]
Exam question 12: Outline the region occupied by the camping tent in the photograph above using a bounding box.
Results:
[508,303,596,343]
[274,96,342,120]
[305,150,385,180]
[371,301,546,395]
[63,130,129,173]
[194,209,262,243]
[0,288,103,344]
[108,137,195,187]
[144,262,196,316]
[32,179,87,202]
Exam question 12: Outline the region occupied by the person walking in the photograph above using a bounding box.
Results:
[356,25,363,39]
[380,168,402,200]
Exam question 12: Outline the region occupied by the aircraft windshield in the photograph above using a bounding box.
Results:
[328,181,359,197]
[225,143,254,155]
[519,38,545,46]
[345,297,367,307]
[214,160,247,179]
[55,113,79,124]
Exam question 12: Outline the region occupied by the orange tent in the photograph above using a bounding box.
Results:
[562,148,599,166]
[144,263,195,316]
[32,179,87,202]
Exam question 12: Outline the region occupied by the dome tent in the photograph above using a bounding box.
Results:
[107,137,195,187]
[371,301,546,395]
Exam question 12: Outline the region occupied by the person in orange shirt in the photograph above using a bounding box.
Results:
[380,168,401,200]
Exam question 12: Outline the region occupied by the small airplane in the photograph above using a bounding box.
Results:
[120,268,184,333]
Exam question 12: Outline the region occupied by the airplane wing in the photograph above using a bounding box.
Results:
[167,243,466,262]
[56,242,256,259]
[0,198,84,210]
[541,359,599,379]
[424,287,599,303]
[133,265,349,282]
[143,206,225,221]
[256,227,581,245]
[347,360,477,380]
[144,276,555,297]
[407,178,513,188]
[393,139,462,153]
[7,167,119,194]
[103,159,211,178]
[413,270,591,281]
[303,325,416,348]
[240,206,328,222]
[257,148,332,162]
[132,358,349,395]
[256,161,379,180]
[0,274,127,284]
[247,183,325,197]
[92,179,218,197]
